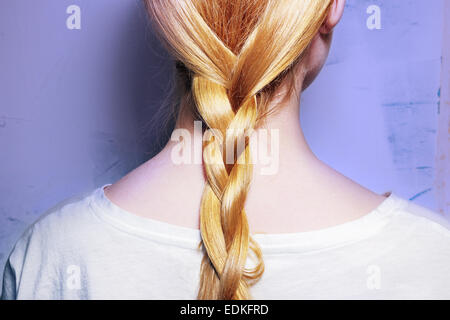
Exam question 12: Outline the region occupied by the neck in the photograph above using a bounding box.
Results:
[163,76,320,176]
[253,83,320,174]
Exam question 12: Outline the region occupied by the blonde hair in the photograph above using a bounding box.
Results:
[145,0,332,300]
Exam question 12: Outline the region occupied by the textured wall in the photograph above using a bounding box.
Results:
[0,0,448,287]
[436,0,450,216]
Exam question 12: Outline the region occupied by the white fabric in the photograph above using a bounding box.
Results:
[2,184,450,300]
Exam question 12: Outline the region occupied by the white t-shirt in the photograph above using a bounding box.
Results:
[2,184,450,300]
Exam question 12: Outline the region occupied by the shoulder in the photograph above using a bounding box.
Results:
[384,194,450,269]
[27,187,102,250]
[358,195,450,298]
[1,186,102,299]
[392,195,450,237]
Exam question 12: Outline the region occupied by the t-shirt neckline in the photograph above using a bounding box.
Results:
[89,183,407,254]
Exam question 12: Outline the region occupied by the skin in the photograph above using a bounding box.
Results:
[105,0,388,234]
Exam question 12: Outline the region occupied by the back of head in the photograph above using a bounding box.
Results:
[144,0,333,300]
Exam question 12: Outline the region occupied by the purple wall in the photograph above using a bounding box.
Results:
[0,0,448,285]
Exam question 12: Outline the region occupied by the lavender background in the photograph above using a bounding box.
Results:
[0,0,448,286]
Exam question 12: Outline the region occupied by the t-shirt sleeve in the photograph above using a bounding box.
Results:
[1,223,60,300]
[1,255,17,300]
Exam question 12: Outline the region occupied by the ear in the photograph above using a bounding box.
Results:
[320,0,346,34]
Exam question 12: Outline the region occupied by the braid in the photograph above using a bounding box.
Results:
[145,0,333,300]
[194,74,261,299]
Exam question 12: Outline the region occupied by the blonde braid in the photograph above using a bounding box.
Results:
[194,74,261,299]
[145,0,333,300]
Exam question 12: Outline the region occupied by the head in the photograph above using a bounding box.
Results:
[144,0,345,300]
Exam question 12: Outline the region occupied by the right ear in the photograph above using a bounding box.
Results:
[320,0,346,34]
